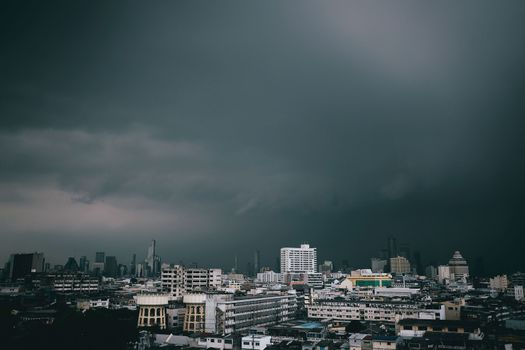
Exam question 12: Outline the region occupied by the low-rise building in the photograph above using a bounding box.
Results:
[307,299,445,323]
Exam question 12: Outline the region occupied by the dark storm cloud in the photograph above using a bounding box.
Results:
[1,1,525,272]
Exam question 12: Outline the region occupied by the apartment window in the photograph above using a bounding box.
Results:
[255,342,260,346]
[243,342,250,346]
[210,339,215,343]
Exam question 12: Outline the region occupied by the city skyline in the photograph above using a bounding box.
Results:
[2,1,525,274]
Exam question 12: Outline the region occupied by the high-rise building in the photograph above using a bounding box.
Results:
[64,257,79,272]
[254,250,260,276]
[448,251,469,280]
[387,236,397,260]
[147,240,156,275]
[390,256,411,274]
[104,256,118,278]
[79,256,89,273]
[425,265,437,280]
[95,252,105,263]
[438,265,451,284]
[130,253,136,276]
[280,244,317,274]
[9,252,45,281]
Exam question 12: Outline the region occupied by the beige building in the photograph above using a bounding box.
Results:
[490,275,508,291]
[390,256,411,274]
[135,294,169,329]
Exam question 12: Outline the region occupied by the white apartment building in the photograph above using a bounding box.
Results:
[256,271,283,284]
[183,292,298,335]
[307,299,445,323]
[52,273,99,293]
[161,265,222,299]
[280,244,317,273]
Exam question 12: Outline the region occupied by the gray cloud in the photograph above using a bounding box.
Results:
[1,1,524,273]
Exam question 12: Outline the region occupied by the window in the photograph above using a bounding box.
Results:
[418,326,426,331]
[449,327,458,332]
[403,325,412,330]
[255,342,260,346]
[210,339,215,343]
[243,342,250,346]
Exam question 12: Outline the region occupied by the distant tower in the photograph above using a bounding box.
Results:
[254,250,260,276]
[387,236,397,260]
[233,255,238,273]
[130,254,137,276]
[147,240,156,276]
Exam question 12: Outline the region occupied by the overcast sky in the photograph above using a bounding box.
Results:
[1,1,525,274]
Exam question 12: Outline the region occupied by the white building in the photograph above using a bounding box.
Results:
[280,244,317,273]
[183,292,298,335]
[307,299,445,323]
[161,265,222,299]
[241,335,272,350]
[438,265,451,284]
[256,271,283,284]
[52,273,99,293]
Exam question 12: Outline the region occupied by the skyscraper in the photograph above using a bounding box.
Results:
[64,257,79,272]
[95,252,105,263]
[254,250,260,276]
[130,253,137,276]
[387,236,397,260]
[448,251,469,280]
[79,256,89,273]
[9,252,45,281]
[104,256,118,278]
[147,240,156,276]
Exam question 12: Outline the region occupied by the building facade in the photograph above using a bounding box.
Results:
[307,300,445,323]
[161,265,222,299]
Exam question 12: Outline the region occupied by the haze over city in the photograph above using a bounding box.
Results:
[2,1,525,274]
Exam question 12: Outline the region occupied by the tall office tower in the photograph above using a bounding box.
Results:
[79,256,88,272]
[130,253,137,276]
[389,256,411,274]
[95,252,105,263]
[9,252,45,281]
[254,250,260,276]
[147,240,156,276]
[413,251,423,275]
[104,256,119,278]
[387,236,397,259]
[64,257,79,272]
[448,251,469,280]
[280,244,317,273]
[93,251,105,275]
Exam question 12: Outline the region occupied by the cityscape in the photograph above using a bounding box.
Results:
[1,239,525,349]
[2,1,525,350]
